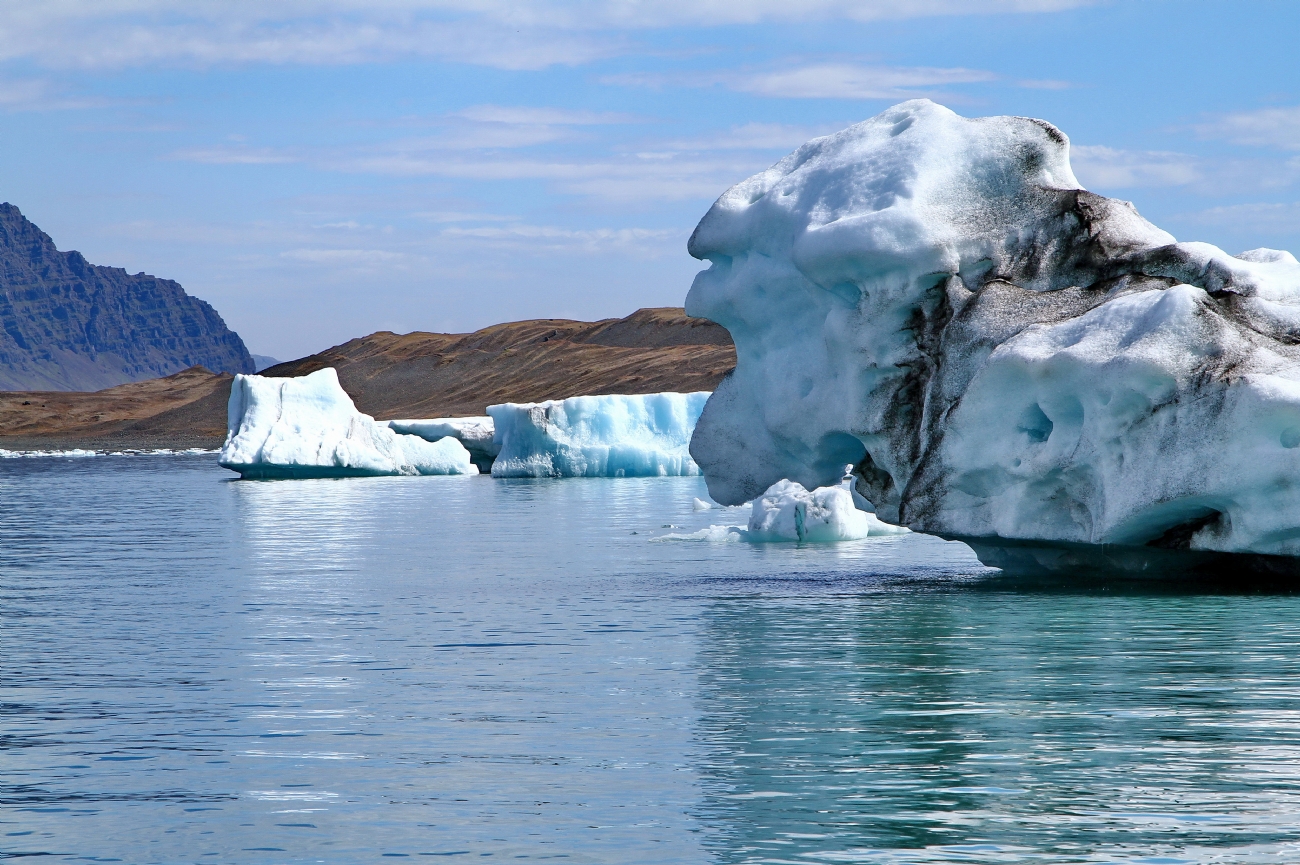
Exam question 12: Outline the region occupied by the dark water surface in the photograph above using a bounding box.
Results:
[5,456,1300,863]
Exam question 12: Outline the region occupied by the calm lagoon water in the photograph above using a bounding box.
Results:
[6,456,1300,863]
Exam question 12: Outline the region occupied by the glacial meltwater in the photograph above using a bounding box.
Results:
[7,457,1300,863]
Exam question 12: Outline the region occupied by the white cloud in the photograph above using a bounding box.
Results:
[439,223,679,253]
[1185,202,1300,233]
[726,63,997,100]
[0,77,118,110]
[606,63,998,100]
[1071,145,1202,189]
[0,2,1097,70]
[329,150,761,201]
[281,248,408,264]
[1017,78,1070,90]
[454,105,641,125]
[1071,145,1300,196]
[1196,106,1300,151]
[168,146,299,165]
[413,210,521,223]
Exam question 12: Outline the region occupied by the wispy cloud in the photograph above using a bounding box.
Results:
[653,122,842,152]
[0,2,1098,71]
[1071,145,1203,189]
[1071,144,1300,195]
[606,63,998,100]
[1185,201,1300,233]
[727,63,998,100]
[168,146,300,165]
[439,223,680,254]
[281,248,408,264]
[1018,78,1071,90]
[0,77,119,111]
[1195,106,1300,151]
[454,105,642,125]
[413,211,522,223]
[328,149,763,201]
[166,102,773,201]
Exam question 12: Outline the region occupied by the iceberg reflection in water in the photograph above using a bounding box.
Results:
[5,457,1300,863]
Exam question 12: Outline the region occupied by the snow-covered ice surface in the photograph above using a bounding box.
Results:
[387,417,498,471]
[220,369,477,478]
[659,479,907,543]
[489,392,709,478]
[686,99,1300,562]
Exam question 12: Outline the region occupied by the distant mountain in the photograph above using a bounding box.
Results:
[0,308,736,448]
[0,203,254,390]
[251,354,280,372]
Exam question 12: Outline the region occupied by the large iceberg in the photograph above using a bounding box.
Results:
[686,99,1300,573]
[220,368,477,478]
[387,417,498,472]
[489,392,709,478]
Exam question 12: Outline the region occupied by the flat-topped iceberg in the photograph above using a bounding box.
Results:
[489,392,709,478]
[387,417,498,472]
[220,368,477,478]
[686,99,1300,571]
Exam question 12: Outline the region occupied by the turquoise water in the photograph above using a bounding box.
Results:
[5,456,1300,863]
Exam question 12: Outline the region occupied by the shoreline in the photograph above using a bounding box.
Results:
[0,433,225,453]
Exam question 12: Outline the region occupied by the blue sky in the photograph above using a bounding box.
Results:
[0,1,1297,359]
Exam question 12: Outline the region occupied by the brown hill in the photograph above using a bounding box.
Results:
[0,308,735,449]
[262,307,734,418]
[0,365,233,450]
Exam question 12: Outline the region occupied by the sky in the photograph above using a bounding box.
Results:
[0,1,1298,360]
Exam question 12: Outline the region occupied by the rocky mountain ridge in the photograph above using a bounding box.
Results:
[0,203,253,390]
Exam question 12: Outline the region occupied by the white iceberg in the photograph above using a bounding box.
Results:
[658,480,907,543]
[488,392,709,478]
[220,368,477,478]
[655,524,747,543]
[685,99,1300,567]
[746,479,908,543]
[387,417,498,471]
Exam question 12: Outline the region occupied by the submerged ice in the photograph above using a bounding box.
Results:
[220,369,477,478]
[489,392,709,478]
[686,99,1300,558]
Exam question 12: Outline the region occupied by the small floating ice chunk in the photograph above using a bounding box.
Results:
[653,524,747,542]
[488,392,709,478]
[220,368,477,478]
[746,480,909,543]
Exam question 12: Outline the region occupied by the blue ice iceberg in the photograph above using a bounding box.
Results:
[220,368,477,478]
[488,392,710,478]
